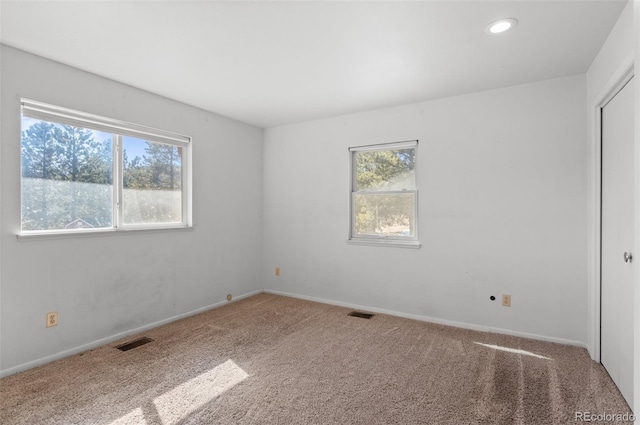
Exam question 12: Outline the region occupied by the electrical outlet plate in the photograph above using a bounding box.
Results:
[46,311,58,327]
[275,267,280,276]
[227,294,232,301]
[502,294,512,307]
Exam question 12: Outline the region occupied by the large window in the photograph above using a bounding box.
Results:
[349,140,419,247]
[20,99,191,235]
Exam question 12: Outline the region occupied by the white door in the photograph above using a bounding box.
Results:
[601,76,634,410]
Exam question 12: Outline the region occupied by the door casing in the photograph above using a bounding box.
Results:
[589,60,634,365]
[600,75,635,409]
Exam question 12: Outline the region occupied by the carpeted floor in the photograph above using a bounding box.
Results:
[0,293,634,424]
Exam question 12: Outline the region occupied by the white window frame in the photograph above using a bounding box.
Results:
[348,140,421,248]
[19,99,192,238]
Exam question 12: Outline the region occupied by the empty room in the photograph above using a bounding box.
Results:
[0,1,639,424]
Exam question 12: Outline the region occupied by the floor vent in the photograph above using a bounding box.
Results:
[348,311,374,319]
[116,337,154,351]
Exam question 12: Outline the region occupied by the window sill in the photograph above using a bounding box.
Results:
[17,226,193,242]
[347,238,421,249]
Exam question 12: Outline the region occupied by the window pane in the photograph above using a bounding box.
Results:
[353,193,415,237]
[21,117,113,231]
[355,148,415,191]
[122,137,182,225]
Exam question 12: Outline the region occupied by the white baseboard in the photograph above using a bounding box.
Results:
[264,289,587,349]
[0,289,262,378]
[3,287,587,378]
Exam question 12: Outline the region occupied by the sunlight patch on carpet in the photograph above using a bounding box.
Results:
[108,407,146,424]
[107,359,248,425]
[153,359,249,424]
[474,342,551,360]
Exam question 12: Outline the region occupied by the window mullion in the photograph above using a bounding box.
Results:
[114,135,123,228]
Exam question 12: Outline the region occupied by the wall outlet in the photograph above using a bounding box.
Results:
[502,294,512,307]
[227,294,233,301]
[275,267,280,276]
[46,311,58,328]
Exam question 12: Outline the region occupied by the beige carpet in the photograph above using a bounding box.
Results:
[0,293,633,424]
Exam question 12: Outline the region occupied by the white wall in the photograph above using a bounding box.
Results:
[585,0,634,360]
[0,45,264,376]
[263,74,588,345]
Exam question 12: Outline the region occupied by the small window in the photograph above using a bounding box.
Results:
[20,99,191,235]
[349,140,420,248]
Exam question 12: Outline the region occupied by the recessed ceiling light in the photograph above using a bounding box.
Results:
[486,18,518,34]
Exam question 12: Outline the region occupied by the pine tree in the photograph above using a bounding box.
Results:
[21,121,113,230]
[21,120,57,179]
[21,120,57,229]
[143,142,182,190]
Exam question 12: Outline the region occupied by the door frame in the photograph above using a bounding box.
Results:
[589,58,634,364]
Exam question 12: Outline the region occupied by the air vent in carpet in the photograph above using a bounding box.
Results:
[116,337,154,351]
[348,311,374,319]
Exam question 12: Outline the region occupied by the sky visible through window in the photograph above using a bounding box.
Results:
[123,136,147,159]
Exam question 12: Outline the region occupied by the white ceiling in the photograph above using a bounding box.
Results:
[0,1,628,128]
